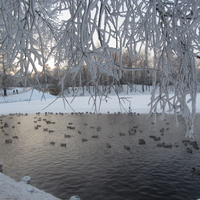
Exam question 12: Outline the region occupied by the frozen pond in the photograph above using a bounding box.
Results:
[0,113,200,200]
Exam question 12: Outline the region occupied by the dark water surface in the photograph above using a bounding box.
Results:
[0,113,200,200]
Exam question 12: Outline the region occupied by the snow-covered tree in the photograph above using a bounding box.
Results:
[0,0,199,137]
[0,0,59,87]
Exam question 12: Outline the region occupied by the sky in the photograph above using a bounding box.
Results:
[0,86,200,115]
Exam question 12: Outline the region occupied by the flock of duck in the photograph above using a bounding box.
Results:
[1,116,21,144]
[0,112,200,176]
[1,112,199,152]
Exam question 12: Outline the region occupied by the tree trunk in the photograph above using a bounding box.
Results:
[3,88,7,96]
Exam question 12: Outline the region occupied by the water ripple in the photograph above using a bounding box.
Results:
[1,113,200,200]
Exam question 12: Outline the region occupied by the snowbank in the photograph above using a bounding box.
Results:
[0,87,152,114]
[1,86,200,115]
[0,172,61,200]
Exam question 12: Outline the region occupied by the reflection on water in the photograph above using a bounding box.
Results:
[0,113,200,200]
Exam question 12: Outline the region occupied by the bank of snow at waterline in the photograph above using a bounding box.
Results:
[1,87,200,115]
[0,172,61,200]
[0,172,81,200]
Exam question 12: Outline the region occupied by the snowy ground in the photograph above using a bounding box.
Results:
[0,86,200,200]
[0,172,60,200]
[1,86,200,115]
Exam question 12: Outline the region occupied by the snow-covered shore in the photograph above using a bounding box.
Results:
[1,86,200,115]
[0,86,153,114]
[0,172,61,200]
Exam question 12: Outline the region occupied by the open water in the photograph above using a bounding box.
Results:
[0,113,200,200]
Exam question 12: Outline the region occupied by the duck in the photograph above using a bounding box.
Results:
[157,143,163,147]
[82,138,88,142]
[128,131,135,136]
[154,136,161,141]
[191,167,200,176]
[162,142,172,148]
[92,135,99,139]
[187,148,193,154]
[0,163,3,173]
[182,139,190,146]
[5,139,12,144]
[50,142,55,145]
[174,142,179,147]
[64,134,71,138]
[193,144,199,150]
[149,135,156,139]
[91,135,98,139]
[190,141,199,150]
[119,132,126,136]
[96,127,101,131]
[139,139,146,145]
[106,143,111,148]
[124,145,130,150]
[4,122,9,128]
[60,143,67,147]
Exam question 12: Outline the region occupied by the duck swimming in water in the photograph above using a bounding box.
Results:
[0,163,3,173]
[106,143,111,148]
[191,167,200,176]
[124,145,130,150]
[187,148,192,154]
